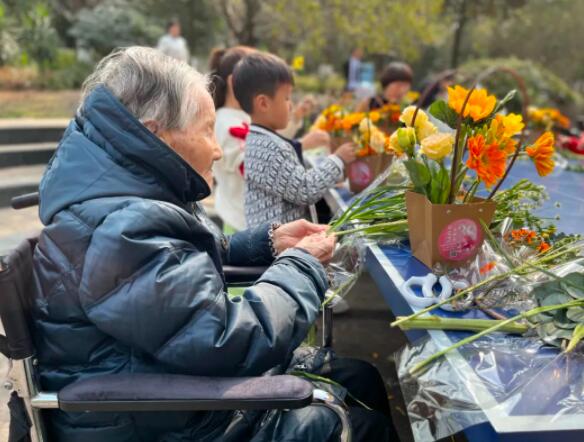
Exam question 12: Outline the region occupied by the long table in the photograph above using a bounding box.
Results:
[308,151,584,442]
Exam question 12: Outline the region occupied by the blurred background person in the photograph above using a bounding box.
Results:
[344,47,364,92]
[209,45,255,233]
[356,61,413,111]
[157,19,189,63]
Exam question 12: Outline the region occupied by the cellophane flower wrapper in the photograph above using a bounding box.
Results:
[325,160,410,300]
[395,334,584,442]
[325,234,367,300]
[434,221,584,312]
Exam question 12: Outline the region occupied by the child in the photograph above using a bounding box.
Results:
[233,52,356,227]
[356,61,413,112]
[209,46,256,233]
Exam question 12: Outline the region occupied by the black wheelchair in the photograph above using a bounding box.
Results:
[1,192,350,442]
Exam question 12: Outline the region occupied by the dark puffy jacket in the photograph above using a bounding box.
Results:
[32,86,338,441]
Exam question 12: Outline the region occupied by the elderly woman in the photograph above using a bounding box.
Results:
[32,47,396,441]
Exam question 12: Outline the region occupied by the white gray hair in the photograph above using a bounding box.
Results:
[80,46,210,130]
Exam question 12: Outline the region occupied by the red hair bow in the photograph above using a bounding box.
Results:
[229,122,249,140]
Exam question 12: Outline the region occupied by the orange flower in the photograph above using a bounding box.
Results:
[526,131,555,177]
[508,228,539,247]
[466,134,507,187]
[480,262,496,275]
[448,85,497,122]
[537,241,551,253]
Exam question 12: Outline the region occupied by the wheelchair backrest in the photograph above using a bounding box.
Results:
[0,237,38,360]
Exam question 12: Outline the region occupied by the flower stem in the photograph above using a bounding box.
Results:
[396,315,529,334]
[409,299,584,375]
[332,219,408,237]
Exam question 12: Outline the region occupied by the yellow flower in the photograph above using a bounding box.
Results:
[416,121,438,141]
[396,127,417,156]
[342,112,365,131]
[388,131,402,155]
[369,111,381,123]
[405,91,420,104]
[399,105,428,128]
[369,127,387,154]
[420,133,454,161]
[291,55,304,71]
[447,85,496,122]
[496,113,524,137]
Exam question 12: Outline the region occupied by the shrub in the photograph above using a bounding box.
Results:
[69,0,163,58]
[295,73,345,94]
[456,57,584,114]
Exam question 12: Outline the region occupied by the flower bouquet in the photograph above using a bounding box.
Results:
[391,69,555,268]
[347,117,395,193]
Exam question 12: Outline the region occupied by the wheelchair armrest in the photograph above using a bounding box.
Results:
[223,265,269,285]
[58,373,313,413]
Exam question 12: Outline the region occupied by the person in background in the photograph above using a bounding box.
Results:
[209,46,256,233]
[356,61,413,112]
[156,19,189,63]
[279,95,330,148]
[234,52,356,227]
[344,47,363,92]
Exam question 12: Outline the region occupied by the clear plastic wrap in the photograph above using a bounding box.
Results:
[395,334,584,441]
[325,234,367,301]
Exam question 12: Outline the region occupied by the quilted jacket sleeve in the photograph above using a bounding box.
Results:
[224,222,274,267]
[78,201,327,376]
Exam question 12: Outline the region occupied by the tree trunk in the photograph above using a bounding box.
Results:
[450,0,467,68]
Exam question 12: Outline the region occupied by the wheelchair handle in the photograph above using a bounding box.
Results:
[11,192,40,210]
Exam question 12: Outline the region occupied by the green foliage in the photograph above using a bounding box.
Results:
[260,0,447,71]
[0,1,19,64]
[69,0,163,57]
[136,0,223,56]
[34,48,92,89]
[428,100,458,129]
[18,1,61,67]
[457,57,584,113]
[294,73,345,94]
[529,273,584,348]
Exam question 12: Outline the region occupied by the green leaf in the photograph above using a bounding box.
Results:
[566,307,584,322]
[541,293,573,307]
[561,273,584,299]
[536,322,573,345]
[428,100,459,129]
[493,89,517,115]
[404,159,431,195]
[553,309,576,329]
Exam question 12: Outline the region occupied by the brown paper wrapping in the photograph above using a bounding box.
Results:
[405,191,496,268]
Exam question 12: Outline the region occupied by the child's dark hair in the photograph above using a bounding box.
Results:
[380,62,413,89]
[166,19,180,31]
[232,52,294,114]
[209,46,255,109]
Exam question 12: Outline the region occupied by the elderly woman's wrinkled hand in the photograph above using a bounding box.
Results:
[295,232,336,264]
[272,219,328,255]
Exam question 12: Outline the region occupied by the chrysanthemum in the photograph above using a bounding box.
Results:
[448,85,496,122]
[526,131,555,177]
[466,134,507,187]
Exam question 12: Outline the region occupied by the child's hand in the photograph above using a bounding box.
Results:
[301,129,330,150]
[335,142,357,165]
[295,232,336,265]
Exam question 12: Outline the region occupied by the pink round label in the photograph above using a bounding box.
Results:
[437,218,481,261]
[348,161,373,187]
